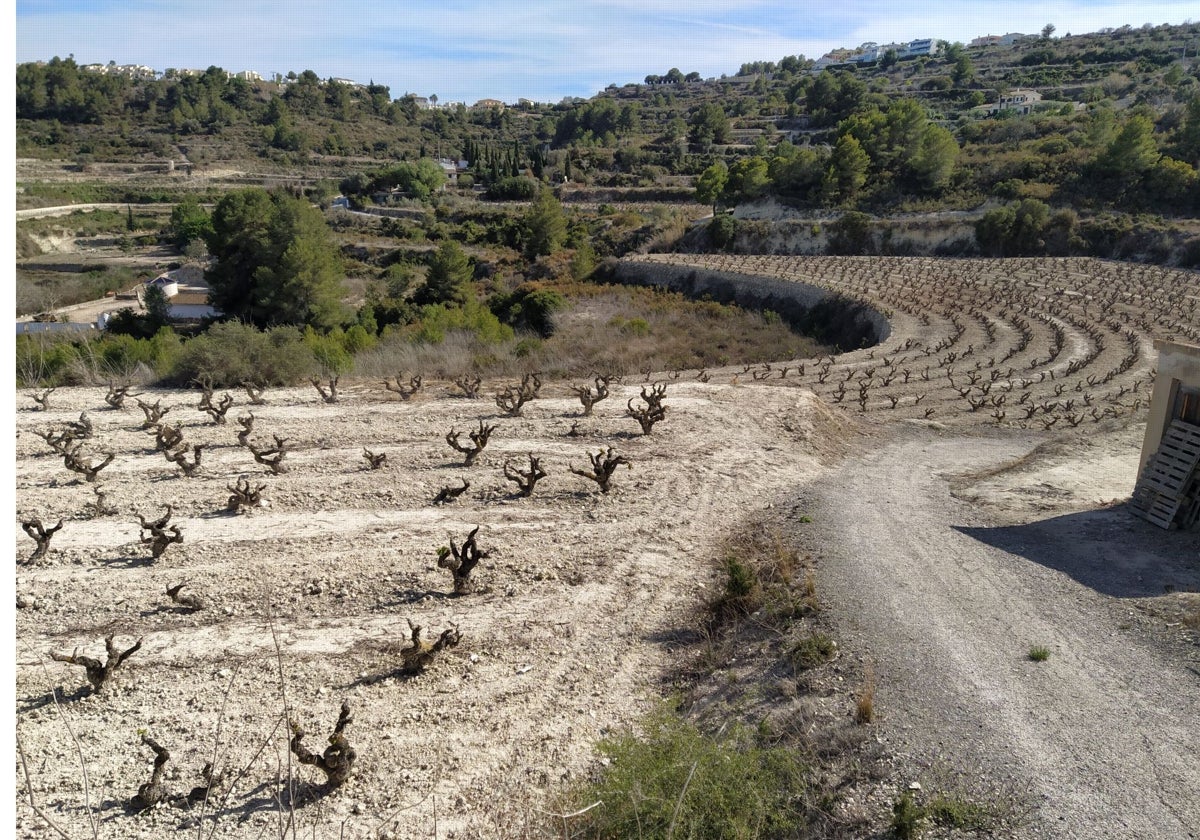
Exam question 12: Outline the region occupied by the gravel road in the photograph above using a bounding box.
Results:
[802,423,1200,839]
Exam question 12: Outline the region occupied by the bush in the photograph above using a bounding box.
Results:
[16,334,84,387]
[403,300,514,345]
[709,555,762,627]
[489,284,566,337]
[827,211,875,255]
[975,199,1050,256]
[788,632,837,671]
[486,176,540,200]
[305,327,354,375]
[708,213,737,250]
[172,321,312,386]
[569,706,813,840]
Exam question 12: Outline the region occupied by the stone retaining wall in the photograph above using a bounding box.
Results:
[615,258,892,346]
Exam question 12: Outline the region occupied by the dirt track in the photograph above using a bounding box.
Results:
[796,423,1200,838]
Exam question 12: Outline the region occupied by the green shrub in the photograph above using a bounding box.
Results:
[172,321,311,386]
[788,632,837,671]
[340,324,378,354]
[489,284,566,337]
[925,796,992,831]
[891,791,995,838]
[827,211,875,255]
[16,334,81,387]
[305,327,353,375]
[708,213,737,250]
[486,176,540,200]
[405,300,514,345]
[709,555,762,626]
[1028,645,1051,662]
[892,791,923,839]
[569,706,813,840]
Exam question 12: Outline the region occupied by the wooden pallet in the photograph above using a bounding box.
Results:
[1131,420,1200,530]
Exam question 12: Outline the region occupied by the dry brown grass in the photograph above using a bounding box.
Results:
[351,283,830,382]
[855,665,877,724]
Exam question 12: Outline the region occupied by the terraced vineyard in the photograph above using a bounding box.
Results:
[15,254,1200,839]
[626,254,1200,430]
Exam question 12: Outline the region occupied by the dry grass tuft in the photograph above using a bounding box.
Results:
[855,665,877,724]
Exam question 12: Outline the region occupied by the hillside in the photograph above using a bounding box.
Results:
[15,23,1200,235]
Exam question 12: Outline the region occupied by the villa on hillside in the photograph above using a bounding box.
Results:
[812,38,939,71]
[969,33,1032,48]
[982,88,1044,115]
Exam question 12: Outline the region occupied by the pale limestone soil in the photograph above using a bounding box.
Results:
[14,380,839,839]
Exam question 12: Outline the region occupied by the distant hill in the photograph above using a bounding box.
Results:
[15,21,1200,263]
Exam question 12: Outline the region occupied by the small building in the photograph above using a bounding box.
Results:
[438,160,458,185]
[16,321,95,335]
[166,290,219,322]
[145,275,180,298]
[970,34,1003,48]
[1131,340,1200,530]
[902,38,939,58]
[981,88,1044,115]
[472,98,506,111]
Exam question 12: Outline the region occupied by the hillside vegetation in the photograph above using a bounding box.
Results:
[14,20,1200,392]
[17,22,1200,225]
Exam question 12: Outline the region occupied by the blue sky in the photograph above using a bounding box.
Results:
[14,1,1200,104]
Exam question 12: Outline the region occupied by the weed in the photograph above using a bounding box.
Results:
[788,632,837,671]
[708,555,763,627]
[1181,602,1200,632]
[1027,645,1051,662]
[925,795,993,831]
[891,790,996,838]
[801,569,817,600]
[855,666,876,724]
[892,790,923,839]
[567,705,815,839]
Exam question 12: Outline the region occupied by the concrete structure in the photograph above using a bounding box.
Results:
[165,291,218,322]
[970,33,1030,48]
[1140,341,1200,470]
[16,321,95,335]
[1131,340,1200,529]
[145,275,180,298]
[903,38,938,57]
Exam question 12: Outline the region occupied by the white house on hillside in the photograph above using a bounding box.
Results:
[977,89,1044,115]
